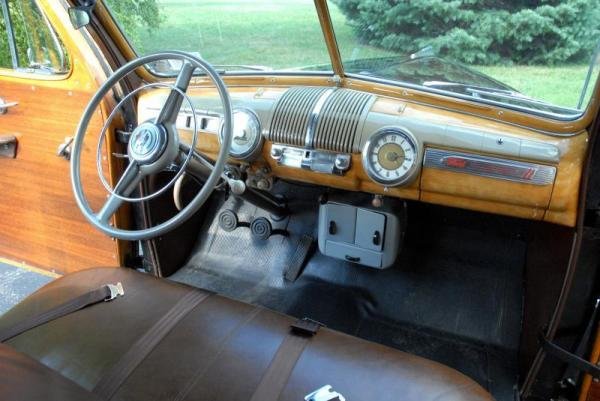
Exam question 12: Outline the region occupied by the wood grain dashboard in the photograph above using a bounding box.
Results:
[137,86,588,227]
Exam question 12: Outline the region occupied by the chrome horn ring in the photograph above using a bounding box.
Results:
[95,82,198,203]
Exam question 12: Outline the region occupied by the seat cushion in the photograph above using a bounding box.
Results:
[0,343,102,401]
[0,267,494,401]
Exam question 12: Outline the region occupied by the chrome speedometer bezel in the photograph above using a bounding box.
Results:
[362,127,419,186]
[218,107,263,160]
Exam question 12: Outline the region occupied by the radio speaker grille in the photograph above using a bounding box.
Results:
[268,87,373,153]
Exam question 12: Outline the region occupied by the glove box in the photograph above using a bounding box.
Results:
[317,202,404,269]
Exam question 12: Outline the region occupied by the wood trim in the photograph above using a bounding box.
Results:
[314,0,344,78]
[0,0,123,273]
[579,326,600,401]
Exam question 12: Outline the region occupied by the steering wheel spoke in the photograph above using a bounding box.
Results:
[155,61,196,126]
[96,161,143,223]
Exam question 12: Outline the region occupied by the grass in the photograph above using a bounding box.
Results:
[117,0,594,110]
[474,65,591,109]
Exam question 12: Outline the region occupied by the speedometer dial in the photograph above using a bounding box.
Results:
[219,108,262,160]
[362,128,419,186]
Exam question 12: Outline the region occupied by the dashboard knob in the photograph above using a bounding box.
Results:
[270,147,283,160]
[334,155,350,171]
[256,178,270,191]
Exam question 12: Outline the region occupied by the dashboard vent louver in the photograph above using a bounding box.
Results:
[269,87,374,153]
[269,86,329,147]
[312,89,373,153]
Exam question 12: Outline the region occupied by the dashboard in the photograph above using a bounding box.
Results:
[137,85,588,227]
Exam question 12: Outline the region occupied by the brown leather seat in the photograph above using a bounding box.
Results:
[0,267,494,401]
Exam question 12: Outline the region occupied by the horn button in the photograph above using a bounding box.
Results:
[128,123,168,164]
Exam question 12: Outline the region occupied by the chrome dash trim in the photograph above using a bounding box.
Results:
[423,148,556,186]
[305,88,336,148]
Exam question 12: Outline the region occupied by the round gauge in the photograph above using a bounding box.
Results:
[219,108,262,160]
[362,128,419,186]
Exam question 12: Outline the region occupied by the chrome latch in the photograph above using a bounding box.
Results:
[305,385,345,401]
[105,282,124,301]
[270,144,351,175]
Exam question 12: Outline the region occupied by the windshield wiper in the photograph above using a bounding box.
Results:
[211,64,272,72]
[148,61,272,77]
[423,80,518,96]
[422,80,578,113]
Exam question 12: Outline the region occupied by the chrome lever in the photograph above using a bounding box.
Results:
[0,97,18,115]
[57,136,74,161]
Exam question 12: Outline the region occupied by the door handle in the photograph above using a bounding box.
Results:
[0,97,18,115]
[0,135,18,158]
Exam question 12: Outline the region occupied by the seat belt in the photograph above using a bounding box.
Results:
[0,283,124,343]
[249,318,323,401]
[93,290,210,400]
[540,334,600,379]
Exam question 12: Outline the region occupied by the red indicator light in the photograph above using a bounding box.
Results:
[521,168,536,180]
[445,157,468,168]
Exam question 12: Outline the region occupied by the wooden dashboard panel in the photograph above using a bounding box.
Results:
[138,85,588,227]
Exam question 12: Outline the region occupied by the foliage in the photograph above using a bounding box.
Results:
[0,0,67,71]
[104,0,162,53]
[333,0,600,65]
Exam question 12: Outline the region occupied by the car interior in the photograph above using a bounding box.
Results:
[1,1,600,401]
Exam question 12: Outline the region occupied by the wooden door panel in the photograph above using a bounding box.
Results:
[0,76,118,274]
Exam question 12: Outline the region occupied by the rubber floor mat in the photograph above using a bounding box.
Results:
[170,183,527,401]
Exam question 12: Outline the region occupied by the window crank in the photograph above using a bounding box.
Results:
[57,136,74,161]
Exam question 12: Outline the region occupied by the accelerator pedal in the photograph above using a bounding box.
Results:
[284,234,315,282]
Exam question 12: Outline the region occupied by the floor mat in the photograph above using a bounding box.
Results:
[0,258,57,315]
[170,183,527,401]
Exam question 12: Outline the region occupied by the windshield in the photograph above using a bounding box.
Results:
[105,0,600,119]
[328,0,600,118]
[104,0,332,73]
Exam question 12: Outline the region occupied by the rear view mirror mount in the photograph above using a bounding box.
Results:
[68,1,97,30]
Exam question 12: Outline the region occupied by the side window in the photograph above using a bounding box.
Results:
[0,2,13,68]
[0,0,69,74]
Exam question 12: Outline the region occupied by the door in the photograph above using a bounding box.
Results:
[0,0,118,274]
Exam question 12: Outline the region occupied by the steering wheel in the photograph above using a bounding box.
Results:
[70,51,232,241]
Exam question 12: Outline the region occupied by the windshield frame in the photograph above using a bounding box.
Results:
[94,0,600,131]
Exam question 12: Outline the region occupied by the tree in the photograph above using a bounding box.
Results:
[104,0,161,52]
[333,0,600,65]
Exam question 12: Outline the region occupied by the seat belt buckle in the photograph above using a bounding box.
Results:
[291,317,323,337]
[305,385,345,401]
[105,282,124,301]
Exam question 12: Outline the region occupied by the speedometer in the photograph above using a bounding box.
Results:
[219,108,262,160]
[362,128,419,186]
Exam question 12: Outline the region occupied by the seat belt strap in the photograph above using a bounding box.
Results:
[0,283,124,343]
[541,334,600,378]
[249,318,323,401]
[93,290,209,400]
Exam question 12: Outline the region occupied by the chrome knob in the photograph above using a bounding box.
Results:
[270,146,282,160]
[334,155,350,171]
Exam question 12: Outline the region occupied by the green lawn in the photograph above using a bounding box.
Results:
[474,65,591,109]
[111,0,595,110]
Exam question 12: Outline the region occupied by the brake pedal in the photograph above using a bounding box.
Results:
[250,217,273,240]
